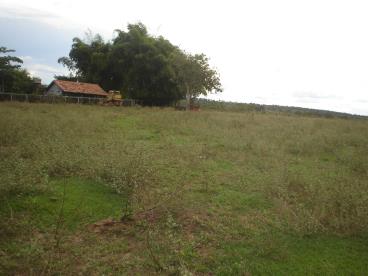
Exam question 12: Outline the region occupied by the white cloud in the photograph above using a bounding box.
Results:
[19,56,67,84]
[292,91,342,100]
[0,5,55,19]
[0,3,61,28]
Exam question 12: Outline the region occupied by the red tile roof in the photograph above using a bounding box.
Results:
[53,80,108,96]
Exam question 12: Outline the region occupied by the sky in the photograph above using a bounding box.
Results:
[1,0,368,115]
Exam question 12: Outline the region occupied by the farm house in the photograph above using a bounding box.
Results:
[46,80,108,98]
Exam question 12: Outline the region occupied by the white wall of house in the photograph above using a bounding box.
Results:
[46,83,63,95]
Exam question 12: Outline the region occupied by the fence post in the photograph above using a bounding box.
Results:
[25,94,28,102]
[77,97,80,104]
[10,94,13,101]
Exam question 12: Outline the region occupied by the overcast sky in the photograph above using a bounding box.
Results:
[1,0,368,115]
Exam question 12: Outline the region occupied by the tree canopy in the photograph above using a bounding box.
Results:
[0,47,35,93]
[58,23,222,106]
[171,51,222,109]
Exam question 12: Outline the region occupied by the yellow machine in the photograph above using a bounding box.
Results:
[105,90,122,106]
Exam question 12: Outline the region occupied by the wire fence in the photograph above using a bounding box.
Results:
[0,93,137,106]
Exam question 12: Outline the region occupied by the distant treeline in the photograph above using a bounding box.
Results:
[198,99,367,119]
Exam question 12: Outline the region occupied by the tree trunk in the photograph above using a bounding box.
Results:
[185,84,190,111]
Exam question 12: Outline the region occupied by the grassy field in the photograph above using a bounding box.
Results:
[1,102,368,275]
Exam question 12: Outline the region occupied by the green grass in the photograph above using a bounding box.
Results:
[0,178,124,274]
[1,178,123,230]
[1,102,368,275]
[215,235,368,275]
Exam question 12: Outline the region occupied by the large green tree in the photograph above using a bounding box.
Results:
[171,51,222,110]
[58,23,222,106]
[0,47,34,93]
[57,33,110,87]
[110,23,181,105]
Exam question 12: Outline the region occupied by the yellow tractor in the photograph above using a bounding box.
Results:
[104,90,123,106]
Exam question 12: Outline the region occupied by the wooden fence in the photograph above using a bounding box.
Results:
[0,93,137,106]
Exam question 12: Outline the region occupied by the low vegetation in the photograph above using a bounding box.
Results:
[1,102,368,274]
[199,98,368,119]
